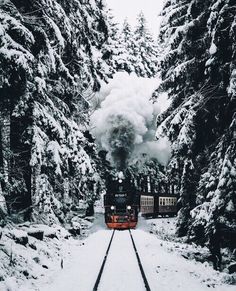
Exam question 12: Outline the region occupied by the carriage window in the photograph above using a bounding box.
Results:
[160,198,162,206]
[163,199,165,206]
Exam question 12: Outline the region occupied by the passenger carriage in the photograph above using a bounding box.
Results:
[138,174,178,217]
[140,193,177,217]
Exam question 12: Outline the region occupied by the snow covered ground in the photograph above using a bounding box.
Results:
[98,230,145,291]
[1,215,235,291]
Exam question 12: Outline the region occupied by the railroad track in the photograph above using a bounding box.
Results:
[93,229,151,291]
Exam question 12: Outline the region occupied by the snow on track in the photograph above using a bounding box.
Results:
[35,223,235,291]
[98,230,146,291]
[131,229,235,291]
[39,230,113,291]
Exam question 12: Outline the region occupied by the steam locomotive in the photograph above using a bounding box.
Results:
[104,172,139,229]
[104,171,177,229]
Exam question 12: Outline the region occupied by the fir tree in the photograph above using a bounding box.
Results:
[156,0,236,243]
[134,12,159,77]
[0,0,116,223]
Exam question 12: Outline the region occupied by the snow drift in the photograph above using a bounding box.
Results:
[90,72,171,169]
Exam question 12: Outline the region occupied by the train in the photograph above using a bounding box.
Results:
[104,172,139,229]
[138,175,177,218]
[104,171,178,229]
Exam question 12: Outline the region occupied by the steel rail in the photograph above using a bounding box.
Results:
[93,229,115,291]
[129,229,151,291]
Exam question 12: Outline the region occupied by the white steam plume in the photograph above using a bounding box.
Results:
[90,72,171,168]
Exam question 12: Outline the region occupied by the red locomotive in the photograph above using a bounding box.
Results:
[104,172,178,229]
[104,172,139,229]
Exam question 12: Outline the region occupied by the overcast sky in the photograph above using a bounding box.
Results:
[105,0,164,37]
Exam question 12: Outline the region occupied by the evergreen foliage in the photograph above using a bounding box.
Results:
[133,12,159,77]
[156,0,236,242]
[0,0,114,223]
[110,13,159,77]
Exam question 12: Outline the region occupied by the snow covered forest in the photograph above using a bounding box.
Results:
[0,0,159,223]
[155,0,236,241]
[0,0,236,289]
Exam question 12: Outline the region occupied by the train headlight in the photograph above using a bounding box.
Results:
[118,179,122,183]
[127,205,131,210]
[111,205,115,210]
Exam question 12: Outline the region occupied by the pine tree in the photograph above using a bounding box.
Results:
[0,0,116,223]
[155,0,236,241]
[116,18,136,73]
[133,12,159,77]
[99,7,123,75]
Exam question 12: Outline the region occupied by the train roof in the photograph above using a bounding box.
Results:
[138,192,177,198]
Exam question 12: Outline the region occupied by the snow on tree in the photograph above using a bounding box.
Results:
[155,0,236,243]
[190,115,236,241]
[108,13,159,78]
[0,0,116,223]
[115,18,137,73]
[133,12,159,78]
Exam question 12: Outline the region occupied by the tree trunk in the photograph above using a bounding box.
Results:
[0,110,10,215]
[31,163,41,219]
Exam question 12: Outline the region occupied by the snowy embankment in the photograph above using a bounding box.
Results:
[38,218,235,291]
[1,215,235,291]
[0,216,94,291]
[146,217,236,272]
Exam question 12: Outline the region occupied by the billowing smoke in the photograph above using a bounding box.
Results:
[90,72,171,169]
[108,115,135,169]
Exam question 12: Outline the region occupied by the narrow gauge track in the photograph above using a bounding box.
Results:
[93,229,151,291]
